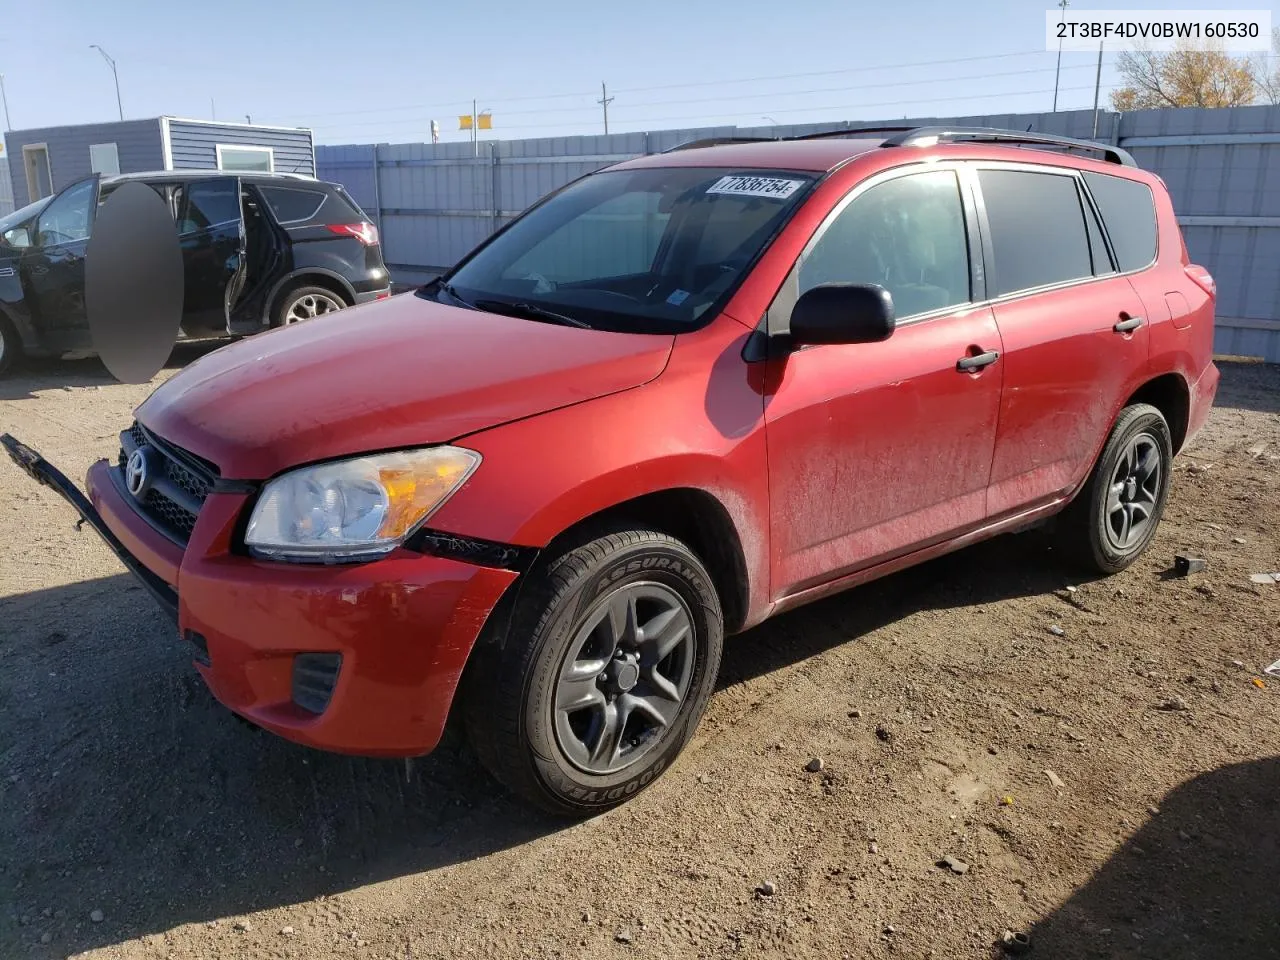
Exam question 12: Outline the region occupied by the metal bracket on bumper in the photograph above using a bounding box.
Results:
[1,433,179,623]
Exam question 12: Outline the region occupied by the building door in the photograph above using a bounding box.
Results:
[23,144,53,201]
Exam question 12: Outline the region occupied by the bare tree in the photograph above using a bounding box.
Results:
[1248,27,1280,104]
[1111,42,1256,110]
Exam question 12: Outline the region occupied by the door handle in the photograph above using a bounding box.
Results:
[957,350,1000,372]
[1114,314,1144,333]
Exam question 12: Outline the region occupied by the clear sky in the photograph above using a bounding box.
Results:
[3,0,1276,145]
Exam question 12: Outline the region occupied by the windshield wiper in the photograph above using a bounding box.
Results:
[436,279,473,308]
[472,298,592,329]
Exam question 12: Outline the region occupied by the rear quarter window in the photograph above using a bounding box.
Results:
[977,169,1093,297]
[1082,172,1158,272]
[259,186,327,223]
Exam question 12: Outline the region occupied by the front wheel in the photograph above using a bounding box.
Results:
[463,528,724,816]
[1057,402,1173,574]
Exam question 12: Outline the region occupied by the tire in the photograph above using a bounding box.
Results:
[270,284,347,329]
[463,527,724,816]
[0,315,21,377]
[1057,403,1173,574]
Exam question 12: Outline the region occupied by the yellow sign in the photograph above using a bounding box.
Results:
[477,113,492,130]
[458,114,493,131]
[458,115,472,130]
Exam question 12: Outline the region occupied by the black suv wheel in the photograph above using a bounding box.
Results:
[271,284,347,328]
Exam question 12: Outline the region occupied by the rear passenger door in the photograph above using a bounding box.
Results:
[173,177,245,336]
[975,164,1150,518]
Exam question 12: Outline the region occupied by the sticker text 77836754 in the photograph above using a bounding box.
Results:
[705,176,805,200]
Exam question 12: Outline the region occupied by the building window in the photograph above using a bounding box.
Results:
[216,144,274,173]
[89,142,121,176]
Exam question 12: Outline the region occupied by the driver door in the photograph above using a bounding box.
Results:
[763,166,1004,597]
[172,177,246,335]
[18,175,102,351]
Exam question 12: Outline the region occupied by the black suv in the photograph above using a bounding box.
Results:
[0,170,391,375]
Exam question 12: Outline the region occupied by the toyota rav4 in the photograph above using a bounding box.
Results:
[2,126,1219,815]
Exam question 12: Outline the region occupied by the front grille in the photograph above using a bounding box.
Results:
[118,422,219,545]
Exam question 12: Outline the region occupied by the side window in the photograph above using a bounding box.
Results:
[178,180,241,235]
[798,170,970,320]
[977,169,1092,296]
[1082,172,1158,272]
[506,191,669,283]
[259,186,327,223]
[34,179,96,246]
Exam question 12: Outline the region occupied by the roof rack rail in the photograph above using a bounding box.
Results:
[661,136,776,153]
[785,125,918,142]
[880,126,1136,166]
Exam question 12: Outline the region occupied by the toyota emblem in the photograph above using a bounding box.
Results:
[125,448,151,499]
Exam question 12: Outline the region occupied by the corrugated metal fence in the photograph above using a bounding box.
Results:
[317,105,1280,362]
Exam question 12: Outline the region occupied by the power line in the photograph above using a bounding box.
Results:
[486,82,1119,132]
[304,62,1108,132]
[312,81,1119,142]
[262,48,1061,125]
[611,49,1051,94]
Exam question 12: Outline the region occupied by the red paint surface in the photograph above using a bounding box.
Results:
[86,138,1216,758]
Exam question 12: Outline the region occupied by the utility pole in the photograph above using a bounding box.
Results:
[1091,40,1104,137]
[90,45,123,120]
[210,97,216,120]
[598,82,614,135]
[1052,0,1069,111]
[0,74,10,131]
[245,114,252,125]
[472,98,478,156]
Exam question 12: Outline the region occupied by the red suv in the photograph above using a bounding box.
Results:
[3,127,1218,815]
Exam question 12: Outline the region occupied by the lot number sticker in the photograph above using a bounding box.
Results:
[706,176,804,200]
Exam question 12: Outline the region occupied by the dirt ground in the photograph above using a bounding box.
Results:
[1,351,1277,960]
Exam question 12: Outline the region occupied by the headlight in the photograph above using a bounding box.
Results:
[244,446,480,561]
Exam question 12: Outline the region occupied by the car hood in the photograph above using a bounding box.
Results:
[136,294,674,479]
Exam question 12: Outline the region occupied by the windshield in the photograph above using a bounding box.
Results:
[433,167,816,333]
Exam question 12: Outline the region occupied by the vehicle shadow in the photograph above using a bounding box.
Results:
[1001,756,1280,960]
[0,573,564,957]
[1213,359,1280,416]
[0,341,227,400]
[0,525,1087,955]
[718,528,1085,690]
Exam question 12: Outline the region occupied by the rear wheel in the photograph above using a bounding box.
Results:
[463,528,723,816]
[1057,403,1173,574]
[271,284,346,329]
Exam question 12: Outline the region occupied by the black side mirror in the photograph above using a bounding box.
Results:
[789,283,895,346]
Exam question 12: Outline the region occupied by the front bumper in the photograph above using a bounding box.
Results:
[1,434,518,757]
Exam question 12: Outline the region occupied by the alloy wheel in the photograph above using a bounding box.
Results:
[1105,431,1162,550]
[284,292,343,324]
[553,582,696,775]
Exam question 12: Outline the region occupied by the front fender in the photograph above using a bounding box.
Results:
[428,319,774,628]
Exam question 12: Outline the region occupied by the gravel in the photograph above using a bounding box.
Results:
[1,357,1277,960]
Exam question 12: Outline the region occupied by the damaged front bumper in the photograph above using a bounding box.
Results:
[1,433,179,622]
[2,431,521,757]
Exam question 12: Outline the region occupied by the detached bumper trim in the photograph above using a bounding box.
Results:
[1,434,179,624]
